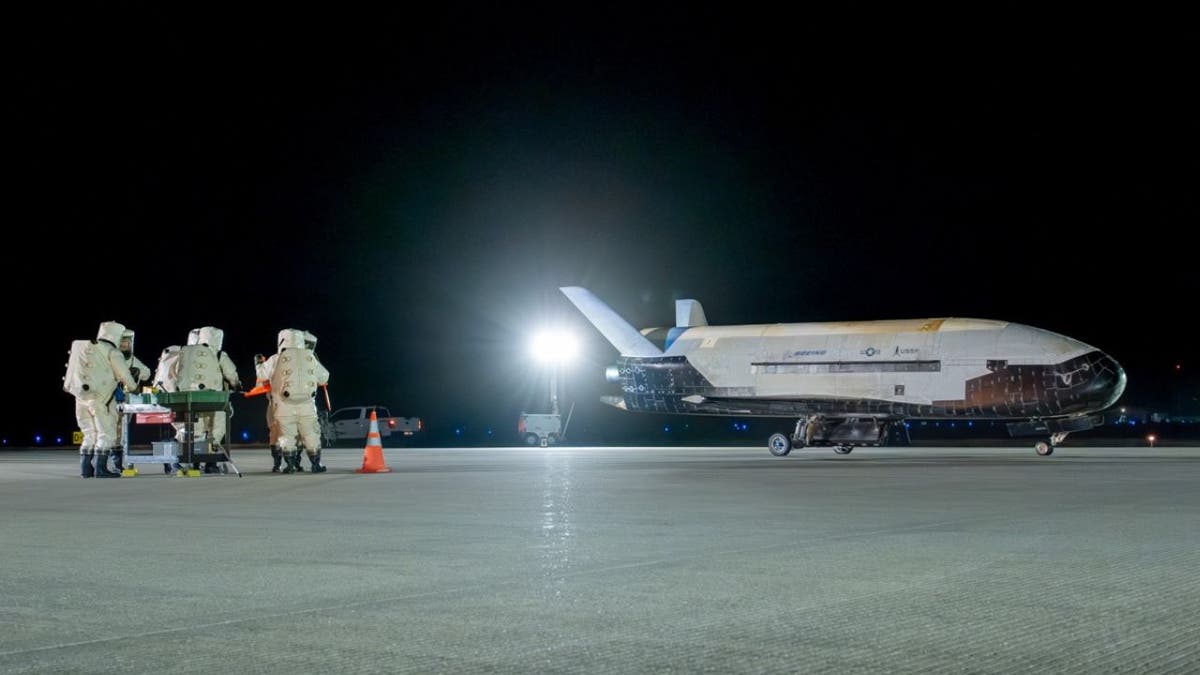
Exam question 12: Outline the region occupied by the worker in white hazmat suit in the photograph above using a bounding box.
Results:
[63,321,139,478]
[154,346,180,392]
[258,329,325,472]
[169,329,201,444]
[264,328,329,473]
[154,345,183,474]
[110,328,151,474]
[194,326,242,472]
[254,350,284,471]
[171,327,241,472]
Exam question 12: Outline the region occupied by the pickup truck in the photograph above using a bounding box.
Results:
[324,406,421,444]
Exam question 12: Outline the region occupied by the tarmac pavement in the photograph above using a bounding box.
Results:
[1,445,1198,673]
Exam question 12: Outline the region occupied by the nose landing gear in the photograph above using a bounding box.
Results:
[1034,432,1070,456]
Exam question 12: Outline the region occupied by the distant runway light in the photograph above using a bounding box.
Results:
[55,436,63,444]
[241,430,250,441]
[34,434,42,444]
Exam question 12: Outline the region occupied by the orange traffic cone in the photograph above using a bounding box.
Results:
[356,409,392,473]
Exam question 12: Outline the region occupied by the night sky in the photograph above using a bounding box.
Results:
[6,7,1196,445]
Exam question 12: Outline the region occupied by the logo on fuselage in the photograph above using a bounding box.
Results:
[861,347,878,357]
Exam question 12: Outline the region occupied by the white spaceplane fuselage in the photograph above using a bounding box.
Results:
[561,287,1126,456]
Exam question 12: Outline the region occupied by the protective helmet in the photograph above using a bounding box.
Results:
[119,329,135,356]
[197,326,224,351]
[97,321,126,346]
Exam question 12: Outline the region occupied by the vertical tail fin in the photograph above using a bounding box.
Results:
[559,287,663,357]
[675,299,707,327]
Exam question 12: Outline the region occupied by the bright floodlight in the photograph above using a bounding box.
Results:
[531,329,578,364]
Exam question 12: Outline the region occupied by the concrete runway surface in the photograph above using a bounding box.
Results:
[1,445,1198,673]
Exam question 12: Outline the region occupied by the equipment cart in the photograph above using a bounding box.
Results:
[118,393,179,474]
[155,390,242,477]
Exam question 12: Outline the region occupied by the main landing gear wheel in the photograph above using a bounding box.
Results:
[1034,440,1054,456]
[768,433,792,456]
[833,445,853,455]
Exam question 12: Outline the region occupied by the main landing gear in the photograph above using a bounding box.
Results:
[767,416,888,457]
[767,415,821,457]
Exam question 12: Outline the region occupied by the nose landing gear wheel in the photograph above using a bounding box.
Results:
[833,445,853,455]
[1034,440,1054,456]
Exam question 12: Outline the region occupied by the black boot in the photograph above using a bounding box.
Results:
[309,450,326,473]
[111,449,125,473]
[94,452,120,478]
[81,451,95,478]
[282,450,297,474]
[270,446,282,473]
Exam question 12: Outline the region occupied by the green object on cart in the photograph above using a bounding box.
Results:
[156,390,230,411]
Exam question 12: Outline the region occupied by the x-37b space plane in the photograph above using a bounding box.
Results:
[561,287,1126,456]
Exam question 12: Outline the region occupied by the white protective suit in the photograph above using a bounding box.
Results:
[256,351,280,449]
[65,321,138,477]
[265,328,329,472]
[262,329,325,472]
[193,326,242,448]
[169,326,203,440]
[154,346,181,392]
[119,330,151,391]
[257,331,288,470]
[154,345,183,473]
[112,329,152,473]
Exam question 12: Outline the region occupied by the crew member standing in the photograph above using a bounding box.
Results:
[195,326,242,472]
[263,328,329,473]
[63,321,139,478]
[110,328,151,475]
[254,350,284,472]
